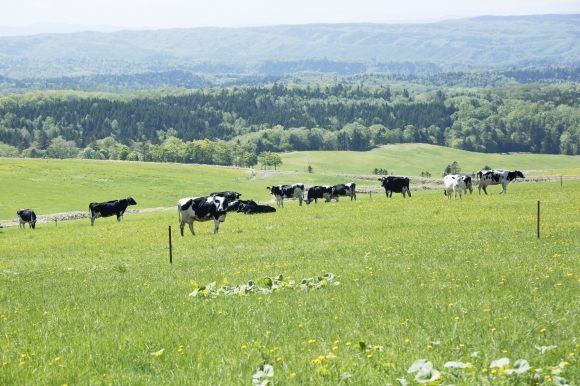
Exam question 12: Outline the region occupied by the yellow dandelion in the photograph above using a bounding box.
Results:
[540,328,546,333]
[427,345,432,349]
[290,373,296,377]
[308,339,316,344]
[454,316,460,321]
[481,368,487,372]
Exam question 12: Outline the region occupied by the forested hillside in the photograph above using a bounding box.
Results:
[1,15,579,79]
[1,82,579,165]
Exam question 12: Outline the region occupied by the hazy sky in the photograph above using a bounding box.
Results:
[2,0,580,29]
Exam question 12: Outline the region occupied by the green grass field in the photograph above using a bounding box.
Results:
[1,152,580,385]
[278,144,580,177]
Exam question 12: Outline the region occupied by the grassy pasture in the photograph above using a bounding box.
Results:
[1,165,579,384]
[278,144,580,176]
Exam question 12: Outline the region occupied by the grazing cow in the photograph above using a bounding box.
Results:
[443,175,466,200]
[178,196,228,236]
[226,199,257,212]
[477,169,525,195]
[378,176,411,198]
[305,186,333,204]
[17,209,37,229]
[460,175,473,195]
[89,197,137,226]
[210,191,241,203]
[238,203,277,214]
[331,183,357,201]
[267,183,304,207]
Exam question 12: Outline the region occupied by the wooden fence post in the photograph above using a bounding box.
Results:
[537,201,540,239]
[169,226,173,264]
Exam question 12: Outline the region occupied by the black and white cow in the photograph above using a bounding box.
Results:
[460,175,473,195]
[477,169,525,195]
[331,183,356,201]
[378,176,411,198]
[267,183,304,207]
[17,209,37,229]
[238,203,277,214]
[178,196,228,236]
[210,191,241,203]
[305,186,333,204]
[226,199,257,212]
[89,197,137,226]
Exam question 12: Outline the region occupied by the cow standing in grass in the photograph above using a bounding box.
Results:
[477,170,525,195]
[378,176,411,198]
[443,175,466,200]
[89,197,137,226]
[17,209,37,229]
[305,186,333,204]
[332,183,356,201]
[267,183,304,207]
[178,196,228,236]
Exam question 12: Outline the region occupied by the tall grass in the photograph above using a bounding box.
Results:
[1,177,579,384]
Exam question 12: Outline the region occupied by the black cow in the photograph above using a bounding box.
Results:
[332,182,357,201]
[238,203,277,214]
[210,191,241,203]
[305,186,333,204]
[17,209,37,229]
[267,183,304,207]
[178,196,228,236]
[89,197,137,226]
[378,176,411,198]
[226,199,258,212]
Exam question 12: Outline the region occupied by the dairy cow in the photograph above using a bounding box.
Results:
[89,197,137,226]
[477,169,525,195]
[305,186,333,204]
[238,203,277,214]
[17,209,37,229]
[443,175,466,200]
[331,183,356,201]
[226,199,257,212]
[210,191,241,203]
[178,196,228,236]
[267,183,304,207]
[378,176,411,198]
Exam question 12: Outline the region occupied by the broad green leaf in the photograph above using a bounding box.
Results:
[444,361,472,369]
[408,359,433,373]
[552,376,570,386]
[415,368,441,383]
[264,277,273,288]
[190,280,199,288]
[490,358,510,368]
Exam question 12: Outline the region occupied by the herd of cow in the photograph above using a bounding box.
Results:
[14,169,524,234]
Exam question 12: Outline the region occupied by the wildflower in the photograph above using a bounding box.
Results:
[540,328,546,333]
[405,339,410,343]
[241,345,247,349]
[308,339,316,344]
[290,373,296,377]
[454,316,460,321]
[427,345,433,349]
[481,368,487,372]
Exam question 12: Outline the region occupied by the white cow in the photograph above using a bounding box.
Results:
[477,169,525,195]
[443,174,466,200]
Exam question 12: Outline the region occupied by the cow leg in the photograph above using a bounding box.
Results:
[189,222,195,235]
[90,216,95,226]
[299,197,303,206]
[483,186,488,195]
[117,213,122,221]
[213,219,220,234]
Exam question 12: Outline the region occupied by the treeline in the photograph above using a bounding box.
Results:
[3,66,580,94]
[1,82,580,158]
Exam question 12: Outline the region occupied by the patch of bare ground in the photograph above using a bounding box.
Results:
[0,207,174,228]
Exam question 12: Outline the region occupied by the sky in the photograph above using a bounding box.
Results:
[1,0,579,30]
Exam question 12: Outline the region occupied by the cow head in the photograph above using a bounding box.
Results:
[127,196,137,205]
[515,170,525,179]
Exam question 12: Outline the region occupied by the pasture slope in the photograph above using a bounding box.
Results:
[0,152,579,385]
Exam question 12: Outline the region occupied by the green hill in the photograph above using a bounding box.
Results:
[277,144,580,176]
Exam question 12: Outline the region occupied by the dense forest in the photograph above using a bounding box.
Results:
[1,79,579,165]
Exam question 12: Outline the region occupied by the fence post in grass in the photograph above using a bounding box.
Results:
[169,226,173,264]
[369,191,371,200]
[537,201,540,239]
[561,175,562,187]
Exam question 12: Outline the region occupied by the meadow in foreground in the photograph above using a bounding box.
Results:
[1,177,579,385]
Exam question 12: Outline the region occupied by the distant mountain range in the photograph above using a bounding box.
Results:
[0,15,579,79]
